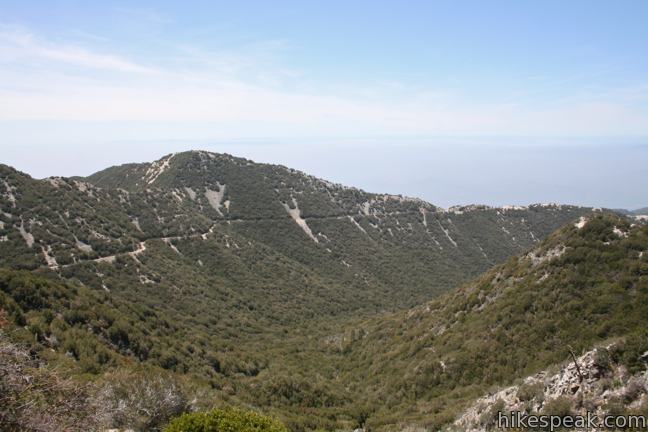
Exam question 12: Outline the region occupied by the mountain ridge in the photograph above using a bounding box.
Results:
[3,150,641,431]
[81,150,599,213]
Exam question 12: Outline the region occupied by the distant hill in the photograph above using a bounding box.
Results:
[613,207,648,216]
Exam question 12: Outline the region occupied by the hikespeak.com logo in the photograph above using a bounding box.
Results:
[498,411,647,431]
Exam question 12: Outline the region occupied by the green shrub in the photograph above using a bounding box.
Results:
[593,347,613,373]
[516,381,545,403]
[165,407,287,432]
[542,396,573,417]
[620,331,648,373]
[479,399,505,429]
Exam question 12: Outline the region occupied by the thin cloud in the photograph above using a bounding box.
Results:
[0,27,156,73]
[0,27,647,137]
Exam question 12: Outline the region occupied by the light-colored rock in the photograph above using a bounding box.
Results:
[41,245,58,268]
[283,198,318,243]
[575,216,588,229]
[18,220,34,247]
[75,238,93,253]
[347,216,367,235]
[453,346,648,432]
[526,245,566,266]
[205,183,227,216]
[184,187,196,200]
[144,153,175,184]
[2,180,17,207]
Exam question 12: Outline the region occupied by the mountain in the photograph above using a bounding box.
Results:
[613,207,648,217]
[0,150,627,431]
[1,150,591,319]
[328,213,648,430]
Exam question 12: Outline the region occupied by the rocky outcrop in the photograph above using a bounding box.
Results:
[452,346,648,431]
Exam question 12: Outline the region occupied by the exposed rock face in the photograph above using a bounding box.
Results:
[282,198,319,243]
[204,183,227,216]
[453,346,648,432]
[525,244,566,266]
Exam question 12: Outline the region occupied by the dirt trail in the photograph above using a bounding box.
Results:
[41,209,439,270]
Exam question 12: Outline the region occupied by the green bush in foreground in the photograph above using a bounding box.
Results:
[165,407,287,432]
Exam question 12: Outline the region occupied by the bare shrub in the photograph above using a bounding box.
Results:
[622,377,646,404]
[517,381,545,403]
[542,396,573,417]
[0,333,101,431]
[94,369,191,431]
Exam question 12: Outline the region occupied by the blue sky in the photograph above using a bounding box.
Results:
[1,1,647,208]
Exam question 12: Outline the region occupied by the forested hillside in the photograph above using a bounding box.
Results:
[2,151,642,431]
[330,213,648,429]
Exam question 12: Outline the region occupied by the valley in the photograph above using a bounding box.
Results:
[1,151,647,431]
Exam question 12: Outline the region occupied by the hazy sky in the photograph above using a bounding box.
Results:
[1,1,647,208]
